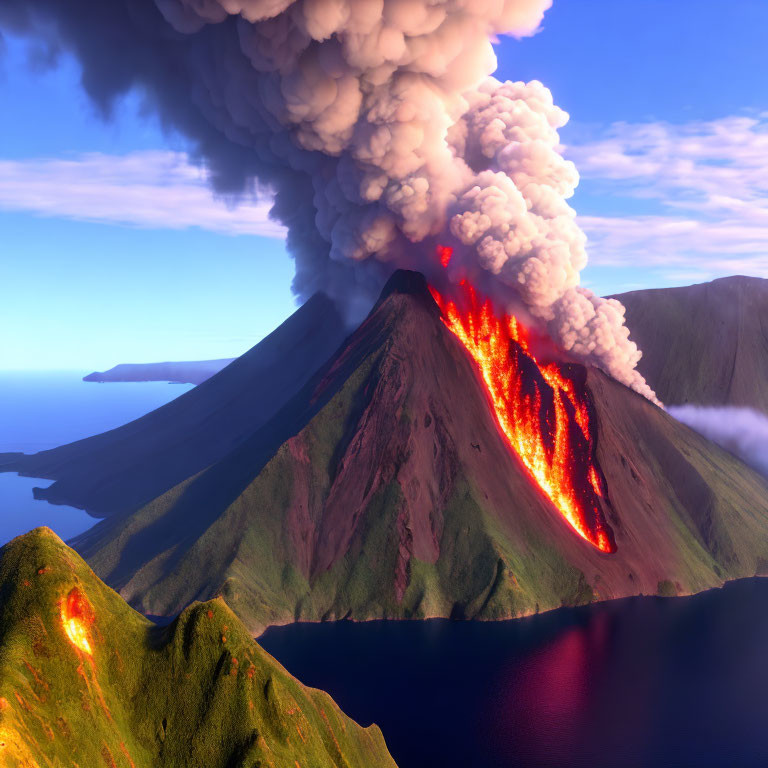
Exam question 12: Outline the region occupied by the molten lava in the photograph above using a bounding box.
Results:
[437,244,453,268]
[429,261,615,553]
[61,587,94,655]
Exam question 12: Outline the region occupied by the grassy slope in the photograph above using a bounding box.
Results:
[587,368,768,592]
[0,528,396,768]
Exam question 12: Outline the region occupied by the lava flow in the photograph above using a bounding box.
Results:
[61,587,94,655]
[430,252,615,553]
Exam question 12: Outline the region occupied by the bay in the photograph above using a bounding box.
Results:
[0,371,192,545]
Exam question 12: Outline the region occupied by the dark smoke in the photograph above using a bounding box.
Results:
[0,0,659,402]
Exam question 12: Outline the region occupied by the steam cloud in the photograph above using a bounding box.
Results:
[1,0,658,402]
[669,405,768,478]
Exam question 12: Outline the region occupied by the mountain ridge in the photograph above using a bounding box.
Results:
[7,273,767,520]
[73,271,768,634]
[613,275,768,412]
[2,291,348,517]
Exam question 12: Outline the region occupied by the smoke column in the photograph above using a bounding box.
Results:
[669,405,768,478]
[0,0,658,403]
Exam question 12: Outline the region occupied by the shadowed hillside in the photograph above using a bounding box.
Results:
[2,293,347,517]
[0,528,397,767]
[613,276,768,413]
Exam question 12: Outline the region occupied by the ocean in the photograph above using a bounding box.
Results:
[261,580,768,768]
[0,370,192,545]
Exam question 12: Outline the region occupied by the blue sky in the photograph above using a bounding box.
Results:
[2,0,768,369]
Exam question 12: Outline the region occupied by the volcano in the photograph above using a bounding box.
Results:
[0,528,396,767]
[613,275,768,413]
[1,292,347,517]
[57,271,768,634]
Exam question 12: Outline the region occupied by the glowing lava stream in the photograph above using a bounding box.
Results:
[61,588,94,655]
[429,263,615,553]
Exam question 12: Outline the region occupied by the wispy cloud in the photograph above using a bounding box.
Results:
[567,115,768,280]
[0,150,286,237]
[4,123,767,283]
[669,405,768,478]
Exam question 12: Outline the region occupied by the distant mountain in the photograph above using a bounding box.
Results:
[0,528,396,767]
[84,358,235,384]
[613,276,768,412]
[73,271,768,634]
[2,293,348,517]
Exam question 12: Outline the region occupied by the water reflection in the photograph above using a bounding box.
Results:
[260,583,768,768]
[491,622,594,764]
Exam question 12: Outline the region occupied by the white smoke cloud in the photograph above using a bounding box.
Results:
[446,78,657,401]
[669,405,768,478]
[1,0,659,403]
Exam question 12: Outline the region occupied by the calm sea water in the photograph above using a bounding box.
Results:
[260,581,768,768]
[0,371,192,545]
[2,371,767,767]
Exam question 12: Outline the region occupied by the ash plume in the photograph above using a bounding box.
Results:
[669,405,768,478]
[1,0,658,403]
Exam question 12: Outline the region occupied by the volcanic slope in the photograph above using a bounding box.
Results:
[72,271,768,634]
[0,527,397,768]
[0,292,347,517]
[612,275,768,413]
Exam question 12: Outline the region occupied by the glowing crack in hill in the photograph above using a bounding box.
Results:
[430,257,616,553]
[61,588,94,655]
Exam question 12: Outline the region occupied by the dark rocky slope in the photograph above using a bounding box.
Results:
[2,293,347,517]
[613,275,768,412]
[74,272,768,634]
[0,528,397,767]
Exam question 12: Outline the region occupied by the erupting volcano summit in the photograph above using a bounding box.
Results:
[15,270,759,636]
[3,0,659,405]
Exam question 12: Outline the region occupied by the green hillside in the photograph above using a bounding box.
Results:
[0,528,396,768]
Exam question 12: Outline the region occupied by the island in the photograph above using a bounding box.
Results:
[83,358,235,385]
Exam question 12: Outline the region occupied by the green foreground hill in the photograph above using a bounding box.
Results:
[0,528,396,768]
